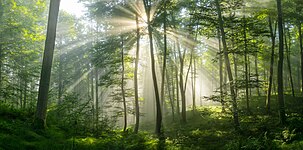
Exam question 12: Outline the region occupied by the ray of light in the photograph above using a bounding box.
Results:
[66,68,93,93]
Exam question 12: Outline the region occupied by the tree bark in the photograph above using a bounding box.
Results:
[177,39,187,123]
[255,53,260,96]
[34,0,60,129]
[215,0,240,128]
[276,0,286,125]
[58,50,63,104]
[266,17,276,114]
[284,27,295,97]
[160,0,168,115]
[143,0,162,136]
[243,16,250,112]
[174,48,180,118]
[217,28,224,111]
[121,37,127,132]
[95,68,99,124]
[166,67,175,121]
[192,58,196,112]
[23,81,27,108]
[298,23,303,94]
[0,0,3,94]
[91,65,95,122]
[134,4,140,133]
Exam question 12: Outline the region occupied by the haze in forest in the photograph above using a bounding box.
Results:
[0,0,303,149]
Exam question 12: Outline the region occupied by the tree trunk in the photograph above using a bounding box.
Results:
[20,80,23,108]
[177,39,187,123]
[218,29,224,112]
[243,16,250,112]
[266,17,276,114]
[255,53,260,96]
[58,50,63,104]
[90,65,94,119]
[192,58,196,112]
[23,81,27,108]
[298,23,303,94]
[134,5,140,133]
[34,0,60,129]
[276,0,286,125]
[174,51,180,118]
[166,67,175,121]
[95,68,99,124]
[121,37,127,132]
[171,60,176,117]
[160,0,168,115]
[215,0,240,128]
[284,27,295,97]
[0,0,3,95]
[143,0,162,136]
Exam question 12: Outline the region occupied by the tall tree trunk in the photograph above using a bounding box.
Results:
[34,0,60,129]
[160,0,168,115]
[23,81,27,108]
[134,4,140,133]
[266,17,276,114]
[143,0,162,136]
[184,48,193,111]
[171,60,176,116]
[218,29,224,112]
[255,53,260,96]
[95,68,99,124]
[177,39,188,123]
[0,0,3,96]
[215,0,240,128]
[276,0,286,125]
[192,58,196,112]
[121,37,127,132]
[298,23,303,94]
[166,67,175,121]
[174,51,180,118]
[58,50,63,104]
[243,16,250,112]
[91,66,95,122]
[20,80,23,108]
[285,27,295,97]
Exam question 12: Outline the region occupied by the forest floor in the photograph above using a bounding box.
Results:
[0,95,303,150]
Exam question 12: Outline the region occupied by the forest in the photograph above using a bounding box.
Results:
[0,0,303,149]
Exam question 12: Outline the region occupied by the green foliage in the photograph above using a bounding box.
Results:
[47,93,94,135]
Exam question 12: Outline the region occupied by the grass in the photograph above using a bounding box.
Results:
[0,94,303,149]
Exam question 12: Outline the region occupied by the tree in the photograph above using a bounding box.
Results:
[276,0,286,125]
[121,36,127,132]
[160,0,168,116]
[215,0,240,128]
[266,16,277,114]
[134,0,140,134]
[34,0,60,129]
[143,0,162,136]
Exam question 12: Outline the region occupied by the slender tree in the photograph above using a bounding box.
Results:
[243,16,250,112]
[143,0,162,136]
[215,0,240,128]
[276,0,286,125]
[0,0,3,93]
[34,0,60,129]
[95,68,99,124]
[284,27,295,97]
[160,0,168,115]
[121,36,127,132]
[134,0,140,134]
[266,16,276,114]
[217,29,224,112]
